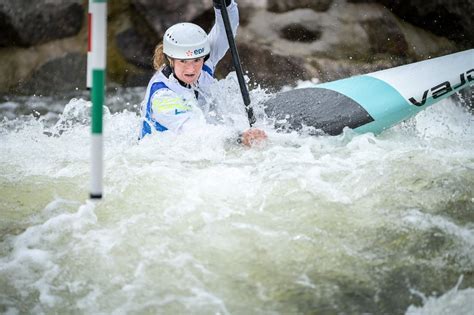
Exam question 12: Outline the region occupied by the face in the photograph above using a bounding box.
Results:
[171,58,204,85]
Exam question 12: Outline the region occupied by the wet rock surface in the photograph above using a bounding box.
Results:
[0,0,83,47]
[15,53,87,95]
[267,0,333,13]
[377,0,474,45]
[0,0,470,96]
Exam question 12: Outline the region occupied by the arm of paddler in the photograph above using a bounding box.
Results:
[208,0,238,67]
[150,89,194,134]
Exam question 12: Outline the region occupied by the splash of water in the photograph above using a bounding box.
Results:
[0,78,473,314]
[406,276,474,315]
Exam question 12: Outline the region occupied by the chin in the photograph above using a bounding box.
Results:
[182,77,196,85]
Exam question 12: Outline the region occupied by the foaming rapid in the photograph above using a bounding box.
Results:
[0,76,473,314]
[406,276,474,315]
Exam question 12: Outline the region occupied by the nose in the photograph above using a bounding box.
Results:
[184,62,196,71]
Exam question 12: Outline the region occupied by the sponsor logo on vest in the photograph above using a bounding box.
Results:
[409,69,474,106]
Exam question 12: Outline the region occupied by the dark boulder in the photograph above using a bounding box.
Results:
[362,12,409,56]
[0,11,19,47]
[130,0,213,37]
[0,0,83,47]
[217,42,314,91]
[267,0,333,13]
[376,0,474,45]
[279,22,323,43]
[116,28,155,70]
[16,53,86,95]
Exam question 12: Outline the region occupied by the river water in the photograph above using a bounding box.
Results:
[0,77,473,314]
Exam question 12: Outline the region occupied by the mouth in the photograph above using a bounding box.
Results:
[182,73,197,83]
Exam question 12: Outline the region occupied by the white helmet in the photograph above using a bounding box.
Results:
[163,23,211,60]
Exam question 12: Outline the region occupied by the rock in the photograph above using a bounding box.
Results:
[267,0,333,13]
[107,1,158,87]
[240,6,380,65]
[131,0,213,37]
[0,0,84,47]
[309,57,407,82]
[361,11,409,56]
[16,53,86,95]
[122,70,155,87]
[116,28,155,69]
[240,2,456,65]
[279,22,323,43]
[0,0,466,96]
[217,42,315,91]
[0,11,18,47]
[376,0,474,45]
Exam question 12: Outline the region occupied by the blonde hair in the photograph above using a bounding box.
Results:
[153,43,170,71]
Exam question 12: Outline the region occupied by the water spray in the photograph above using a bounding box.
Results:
[219,0,256,127]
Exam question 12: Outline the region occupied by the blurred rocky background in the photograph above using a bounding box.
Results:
[0,0,472,96]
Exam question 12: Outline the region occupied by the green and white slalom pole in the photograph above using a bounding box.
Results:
[88,0,107,199]
[86,2,92,89]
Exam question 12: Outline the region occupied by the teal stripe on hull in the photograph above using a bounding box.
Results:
[317,75,468,134]
[318,75,419,134]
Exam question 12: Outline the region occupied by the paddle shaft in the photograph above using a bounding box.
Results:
[219,0,256,126]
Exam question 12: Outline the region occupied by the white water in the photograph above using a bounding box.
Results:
[1,78,473,314]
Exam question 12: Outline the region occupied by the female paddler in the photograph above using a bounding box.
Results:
[139,0,267,147]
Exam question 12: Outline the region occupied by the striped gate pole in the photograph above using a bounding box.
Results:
[88,0,107,199]
[86,2,92,89]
